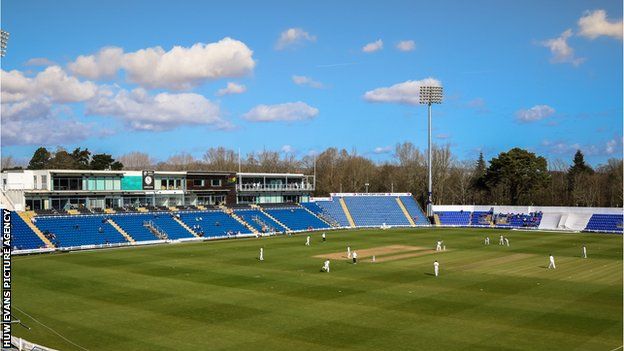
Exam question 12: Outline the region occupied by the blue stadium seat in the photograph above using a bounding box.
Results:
[585,214,623,233]
[342,196,410,226]
[178,211,251,238]
[110,214,160,242]
[314,200,351,227]
[11,212,47,250]
[399,196,429,225]
[265,207,330,230]
[234,209,285,233]
[436,211,470,226]
[35,215,128,247]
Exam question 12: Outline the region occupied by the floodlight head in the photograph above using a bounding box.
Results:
[419,86,444,105]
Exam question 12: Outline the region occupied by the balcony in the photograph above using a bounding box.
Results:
[237,183,314,192]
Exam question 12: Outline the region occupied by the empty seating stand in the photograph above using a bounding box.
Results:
[585,214,624,233]
[265,207,330,231]
[11,212,47,250]
[35,215,127,247]
[399,196,429,225]
[234,209,285,233]
[436,211,471,226]
[178,211,251,238]
[343,196,410,226]
[314,200,351,227]
[111,214,161,242]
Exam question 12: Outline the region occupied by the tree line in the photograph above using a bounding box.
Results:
[2,144,622,208]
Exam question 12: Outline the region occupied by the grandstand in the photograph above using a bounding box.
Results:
[1,168,621,254]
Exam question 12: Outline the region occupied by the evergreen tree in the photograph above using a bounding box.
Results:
[27,147,51,170]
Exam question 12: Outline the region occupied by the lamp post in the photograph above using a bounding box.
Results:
[1,30,9,57]
[419,85,443,218]
[365,183,369,193]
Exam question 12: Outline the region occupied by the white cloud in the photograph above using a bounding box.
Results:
[281,145,296,154]
[435,133,450,140]
[216,82,247,96]
[541,29,585,66]
[68,47,124,80]
[516,105,555,123]
[542,137,622,156]
[396,40,415,52]
[292,75,323,89]
[363,78,442,105]
[86,88,225,131]
[0,67,102,146]
[362,39,383,53]
[68,38,255,89]
[1,114,94,146]
[242,102,318,122]
[275,28,316,50]
[24,57,56,67]
[2,66,98,104]
[578,9,623,40]
[373,146,392,154]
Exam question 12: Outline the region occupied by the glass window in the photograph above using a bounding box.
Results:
[33,176,38,189]
[113,178,121,190]
[105,177,113,190]
[211,179,222,187]
[194,179,205,187]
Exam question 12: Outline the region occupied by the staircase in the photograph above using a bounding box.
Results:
[108,219,135,243]
[171,216,199,237]
[433,214,441,226]
[338,198,356,228]
[229,211,259,235]
[143,221,168,240]
[300,205,335,227]
[17,212,54,248]
[260,208,291,231]
[395,197,416,226]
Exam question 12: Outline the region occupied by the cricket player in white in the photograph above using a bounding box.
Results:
[484,236,490,245]
[504,237,510,247]
[322,232,326,242]
[436,241,442,251]
[347,246,352,258]
[434,260,439,277]
[548,254,556,269]
[582,245,587,258]
[499,235,504,245]
[259,247,264,261]
[352,251,358,264]
[305,235,311,246]
[321,259,330,272]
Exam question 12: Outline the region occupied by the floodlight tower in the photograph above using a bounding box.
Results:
[1,30,9,57]
[419,85,443,218]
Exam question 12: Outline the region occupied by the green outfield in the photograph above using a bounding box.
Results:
[11,228,623,351]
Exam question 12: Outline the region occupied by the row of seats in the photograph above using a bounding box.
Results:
[178,211,249,238]
[235,209,285,233]
[342,196,410,226]
[11,213,47,250]
[264,208,330,231]
[437,211,471,225]
[585,214,623,232]
[35,215,127,247]
[312,200,351,227]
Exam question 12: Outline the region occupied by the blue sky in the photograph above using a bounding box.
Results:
[1,0,622,166]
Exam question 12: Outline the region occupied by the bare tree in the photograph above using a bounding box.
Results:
[118,152,153,170]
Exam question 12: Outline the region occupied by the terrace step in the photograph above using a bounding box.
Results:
[229,212,259,235]
[433,214,441,226]
[108,219,135,244]
[300,204,334,227]
[171,215,199,237]
[339,198,356,228]
[104,208,116,214]
[260,209,291,231]
[17,212,54,248]
[396,197,416,226]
